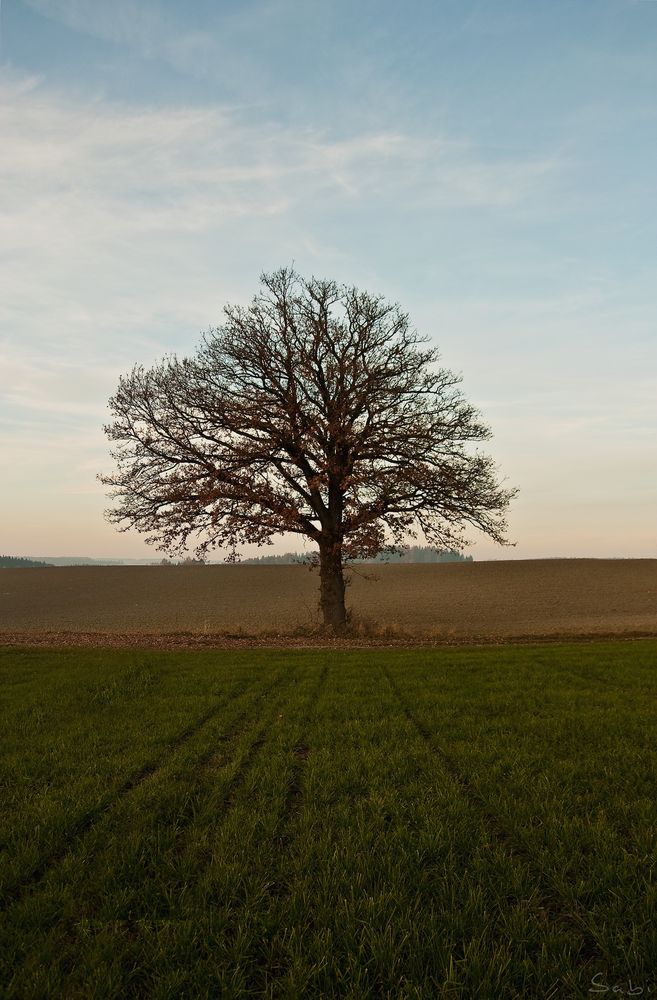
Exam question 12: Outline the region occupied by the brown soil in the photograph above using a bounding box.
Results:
[1,559,656,648]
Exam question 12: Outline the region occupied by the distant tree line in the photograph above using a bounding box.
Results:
[239,551,310,565]
[0,556,53,568]
[159,557,206,566]
[240,546,472,565]
[371,546,473,564]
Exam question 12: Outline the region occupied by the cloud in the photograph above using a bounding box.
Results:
[0,72,560,234]
[0,71,563,364]
[19,0,317,97]
[21,0,221,77]
[0,352,112,420]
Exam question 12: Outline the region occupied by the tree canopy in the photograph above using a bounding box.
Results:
[101,268,515,627]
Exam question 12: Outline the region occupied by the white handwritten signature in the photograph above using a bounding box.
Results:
[590,973,654,995]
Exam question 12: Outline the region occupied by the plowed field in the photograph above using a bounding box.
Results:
[1,559,655,645]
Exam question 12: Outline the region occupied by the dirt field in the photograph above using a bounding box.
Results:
[1,559,655,646]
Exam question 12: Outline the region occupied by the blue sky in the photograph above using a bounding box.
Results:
[1,0,655,560]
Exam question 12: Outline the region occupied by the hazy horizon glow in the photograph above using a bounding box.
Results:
[1,0,656,562]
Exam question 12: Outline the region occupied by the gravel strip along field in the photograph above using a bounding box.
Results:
[1,559,655,645]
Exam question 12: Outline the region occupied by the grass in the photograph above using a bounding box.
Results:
[2,640,657,998]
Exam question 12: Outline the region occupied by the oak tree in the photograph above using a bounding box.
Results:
[101,268,515,629]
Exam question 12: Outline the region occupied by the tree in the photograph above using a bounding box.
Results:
[101,268,516,630]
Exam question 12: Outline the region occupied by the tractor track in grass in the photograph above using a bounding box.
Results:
[0,670,282,911]
[188,665,302,822]
[268,664,328,885]
[58,671,302,930]
[159,668,300,863]
[92,667,328,929]
[381,665,606,970]
[255,665,328,997]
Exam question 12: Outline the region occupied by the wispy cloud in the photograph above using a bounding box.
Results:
[20,0,308,98]
[1,71,563,362]
[1,72,561,230]
[0,352,112,419]
[22,0,222,78]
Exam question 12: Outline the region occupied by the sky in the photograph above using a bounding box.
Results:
[1,0,655,561]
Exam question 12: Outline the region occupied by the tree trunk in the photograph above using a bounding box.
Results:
[318,541,347,630]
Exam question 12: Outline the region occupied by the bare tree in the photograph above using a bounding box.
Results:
[101,268,516,629]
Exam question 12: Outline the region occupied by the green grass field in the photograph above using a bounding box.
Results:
[2,641,657,999]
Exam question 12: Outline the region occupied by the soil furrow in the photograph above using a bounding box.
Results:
[381,664,606,970]
[0,671,267,909]
[263,665,328,902]
[162,670,296,854]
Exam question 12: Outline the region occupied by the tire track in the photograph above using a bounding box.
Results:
[264,665,328,899]
[123,671,323,929]
[278,664,327,841]
[381,664,605,969]
[167,668,301,858]
[0,670,272,910]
